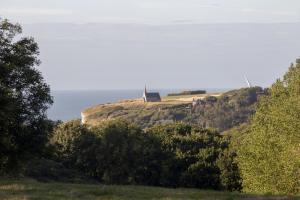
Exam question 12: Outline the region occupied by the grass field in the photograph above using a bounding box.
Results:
[0,179,299,200]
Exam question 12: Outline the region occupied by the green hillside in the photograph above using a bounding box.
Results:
[82,87,266,131]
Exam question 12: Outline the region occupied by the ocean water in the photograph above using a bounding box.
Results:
[47,89,229,121]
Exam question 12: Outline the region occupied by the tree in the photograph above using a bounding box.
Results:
[89,120,163,185]
[148,123,226,189]
[95,120,134,184]
[217,148,242,191]
[0,19,53,174]
[50,120,90,166]
[237,58,300,194]
[51,119,242,188]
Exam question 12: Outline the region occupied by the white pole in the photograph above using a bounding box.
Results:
[244,75,252,88]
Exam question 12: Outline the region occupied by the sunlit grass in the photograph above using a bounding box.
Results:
[0,179,299,200]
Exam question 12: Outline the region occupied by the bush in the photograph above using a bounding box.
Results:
[25,158,84,182]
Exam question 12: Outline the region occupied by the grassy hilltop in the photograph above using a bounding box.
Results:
[82,92,220,128]
[82,87,265,131]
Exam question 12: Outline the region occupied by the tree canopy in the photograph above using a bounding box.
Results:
[0,19,53,174]
[236,59,300,194]
[50,120,240,190]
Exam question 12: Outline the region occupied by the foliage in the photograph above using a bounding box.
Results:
[52,120,165,185]
[0,19,53,174]
[24,158,85,182]
[236,59,300,195]
[50,120,92,166]
[51,120,240,190]
[147,123,225,189]
[217,148,242,191]
[190,87,266,131]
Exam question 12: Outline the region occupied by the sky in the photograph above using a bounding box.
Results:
[1,0,300,24]
[0,0,300,90]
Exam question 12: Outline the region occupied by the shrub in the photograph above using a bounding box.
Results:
[25,158,83,182]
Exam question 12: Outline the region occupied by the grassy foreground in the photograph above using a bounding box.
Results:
[0,179,298,200]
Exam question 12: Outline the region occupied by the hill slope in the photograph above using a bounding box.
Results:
[82,87,266,131]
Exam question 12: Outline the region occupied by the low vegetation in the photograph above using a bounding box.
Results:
[50,120,240,190]
[0,179,298,200]
[167,90,206,96]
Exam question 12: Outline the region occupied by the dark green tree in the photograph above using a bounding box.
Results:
[0,19,53,174]
[50,120,90,166]
[148,123,226,189]
[217,148,242,191]
[95,120,134,184]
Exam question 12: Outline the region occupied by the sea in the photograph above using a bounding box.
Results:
[47,89,229,121]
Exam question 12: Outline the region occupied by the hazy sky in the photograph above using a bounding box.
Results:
[1,1,300,90]
[1,0,300,24]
